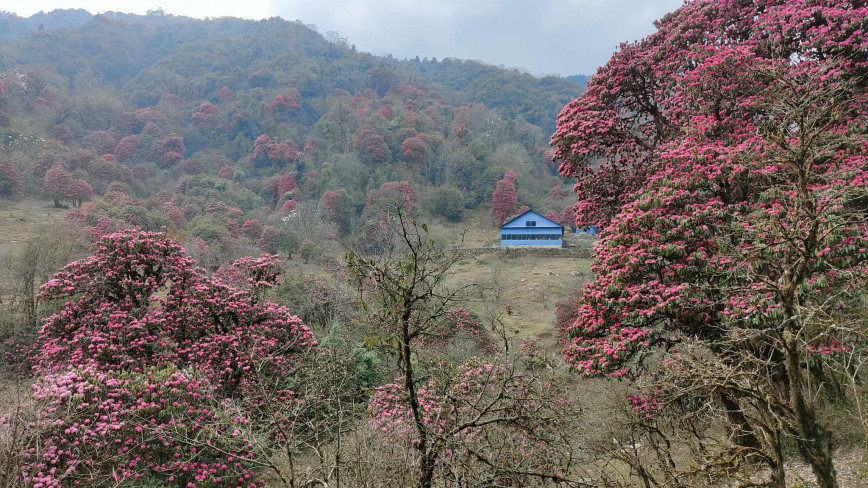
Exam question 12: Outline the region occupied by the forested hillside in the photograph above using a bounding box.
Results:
[0,9,584,250]
[2,2,866,487]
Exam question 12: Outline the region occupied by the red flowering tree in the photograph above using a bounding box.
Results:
[490,174,517,225]
[65,179,93,208]
[82,130,117,155]
[259,225,282,254]
[553,1,868,486]
[217,165,235,180]
[378,103,394,120]
[18,366,264,488]
[242,218,263,242]
[401,133,441,164]
[281,199,298,215]
[159,150,184,168]
[560,204,576,231]
[213,253,282,300]
[544,210,560,224]
[157,132,186,155]
[364,181,416,217]
[19,230,317,486]
[251,134,299,168]
[321,189,353,234]
[43,163,70,207]
[268,88,301,115]
[191,101,221,130]
[218,86,232,103]
[115,135,139,161]
[356,128,391,166]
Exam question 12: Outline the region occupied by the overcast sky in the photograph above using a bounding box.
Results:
[0,0,684,76]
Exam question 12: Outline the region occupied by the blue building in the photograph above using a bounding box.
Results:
[500,210,563,246]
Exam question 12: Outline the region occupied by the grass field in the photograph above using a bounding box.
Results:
[0,199,68,252]
[0,199,595,351]
[446,250,593,350]
[422,209,595,349]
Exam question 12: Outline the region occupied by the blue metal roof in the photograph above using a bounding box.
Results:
[500,210,563,229]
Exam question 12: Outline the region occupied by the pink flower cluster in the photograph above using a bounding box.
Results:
[15,366,264,487]
[369,357,562,474]
[15,230,317,485]
[552,0,868,376]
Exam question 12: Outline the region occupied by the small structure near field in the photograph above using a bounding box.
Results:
[500,210,563,246]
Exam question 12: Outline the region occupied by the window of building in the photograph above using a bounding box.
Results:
[526,221,536,227]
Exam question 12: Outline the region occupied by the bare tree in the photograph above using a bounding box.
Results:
[346,210,586,487]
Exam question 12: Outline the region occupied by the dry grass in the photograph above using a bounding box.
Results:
[0,199,67,253]
[446,251,593,350]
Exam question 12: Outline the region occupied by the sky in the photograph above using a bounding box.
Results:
[0,0,684,76]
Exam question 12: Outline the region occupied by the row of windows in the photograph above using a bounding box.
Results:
[502,234,561,241]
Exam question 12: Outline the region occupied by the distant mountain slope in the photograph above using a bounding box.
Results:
[0,10,586,237]
[0,9,93,41]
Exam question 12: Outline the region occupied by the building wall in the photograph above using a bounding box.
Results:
[500,228,562,246]
[500,211,563,246]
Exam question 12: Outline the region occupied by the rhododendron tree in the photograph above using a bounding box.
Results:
[242,218,263,242]
[15,365,264,487]
[157,132,186,156]
[259,225,281,254]
[560,204,576,231]
[544,210,560,224]
[275,173,298,201]
[268,88,301,115]
[321,189,353,234]
[252,135,300,168]
[191,101,221,130]
[356,128,391,166]
[159,150,184,168]
[42,163,70,207]
[553,1,868,486]
[217,164,235,180]
[213,253,282,300]
[65,178,93,208]
[490,173,517,225]
[369,355,576,486]
[401,133,441,165]
[53,123,73,144]
[364,181,416,217]
[280,199,297,216]
[82,130,117,155]
[11,230,319,486]
[33,230,315,397]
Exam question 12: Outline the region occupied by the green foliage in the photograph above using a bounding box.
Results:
[424,186,465,222]
[187,214,226,242]
[277,230,300,258]
[299,239,323,264]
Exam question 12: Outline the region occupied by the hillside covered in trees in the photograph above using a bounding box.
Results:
[2,1,868,488]
[0,8,584,248]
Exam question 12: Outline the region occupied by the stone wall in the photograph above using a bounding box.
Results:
[455,245,595,260]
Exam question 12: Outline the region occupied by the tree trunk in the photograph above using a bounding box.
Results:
[767,429,786,488]
[784,332,838,488]
[399,310,435,488]
[718,392,762,453]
